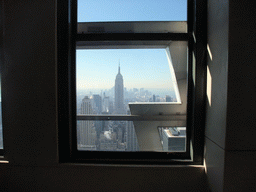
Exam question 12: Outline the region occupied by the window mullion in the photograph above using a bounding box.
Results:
[76,33,189,41]
[77,114,186,122]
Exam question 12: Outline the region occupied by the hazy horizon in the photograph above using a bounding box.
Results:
[76,49,179,91]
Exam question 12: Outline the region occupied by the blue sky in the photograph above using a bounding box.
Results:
[77,49,175,89]
[78,0,187,22]
[77,0,187,90]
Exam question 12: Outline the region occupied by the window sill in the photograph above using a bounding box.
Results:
[58,162,203,168]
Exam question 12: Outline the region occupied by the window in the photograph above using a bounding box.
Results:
[58,0,206,164]
[76,46,187,153]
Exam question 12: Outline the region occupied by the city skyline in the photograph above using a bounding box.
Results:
[76,49,178,90]
[76,64,177,107]
[76,59,184,152]
[77,66,139,151]
[77,65,183,152]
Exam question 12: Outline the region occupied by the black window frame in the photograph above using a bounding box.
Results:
[58,0,207,165]
[0,1,4,157]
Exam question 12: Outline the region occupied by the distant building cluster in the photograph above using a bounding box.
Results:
[77,64,139,151]
[77,63,182,152]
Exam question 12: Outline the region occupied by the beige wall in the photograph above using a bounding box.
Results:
[205,0,256,191]
[204,0,229,191]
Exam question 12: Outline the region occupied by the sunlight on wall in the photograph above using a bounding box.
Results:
[207,65,212,107]
[207,44,213,61]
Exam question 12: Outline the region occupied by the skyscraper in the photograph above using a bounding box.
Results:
[162,127,186,152]
[153,94,156,102]
[165,95,172,102]
[126,120,139,151]
[125,110,139,151]
[114,62,125,114]
[78,96,97,149]
[102,92,110,113]
[92,94,103,142]
[92,94,102,114]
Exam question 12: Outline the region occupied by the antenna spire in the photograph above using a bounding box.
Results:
[118,60,120,74]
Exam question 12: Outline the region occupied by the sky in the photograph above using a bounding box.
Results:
[78,0,187,22]
[76,0,187,90]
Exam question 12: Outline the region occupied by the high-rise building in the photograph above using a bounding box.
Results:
[153,94,156,102]
[166,95,172,102]
[92,94,103,143]
[126,110,139,151]
[102,93,110,113]
[78,96,97,149]
[162,127,186,152]
[126,121,139,151]
[114,62,125,114]
[92,94,102,114]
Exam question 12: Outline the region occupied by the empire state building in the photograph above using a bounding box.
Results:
[114,63,125,114]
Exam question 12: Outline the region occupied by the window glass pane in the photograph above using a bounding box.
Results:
[78,0,187,22]
[76,45,187,152]
[76,49,179,116]
[77,120,187,152]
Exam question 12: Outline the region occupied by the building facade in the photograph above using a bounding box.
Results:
[78,96,97,149]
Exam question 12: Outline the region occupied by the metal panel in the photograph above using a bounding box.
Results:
[78,21,187,34]
[77,114,186,122]
[76,40,171,49]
